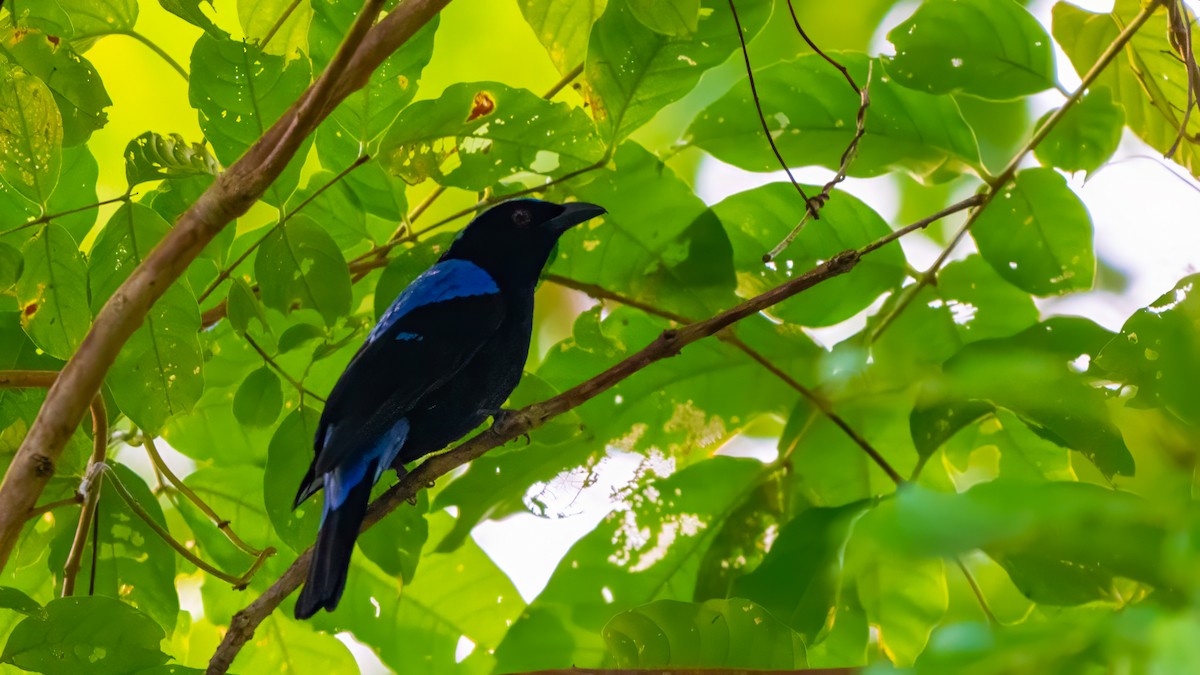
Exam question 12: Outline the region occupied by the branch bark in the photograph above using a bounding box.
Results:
[209,195,984,671]
[0,0,453,571]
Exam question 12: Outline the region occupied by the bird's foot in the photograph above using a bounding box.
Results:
[491,408,531,443]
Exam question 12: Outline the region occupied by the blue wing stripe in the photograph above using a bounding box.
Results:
[324,417,409,512]
[370,259,499,342]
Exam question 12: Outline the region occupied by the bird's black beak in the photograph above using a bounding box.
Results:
[547,201,606,234]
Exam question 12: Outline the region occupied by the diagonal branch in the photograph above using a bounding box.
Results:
[0,0,455,572]
[206,201,967,672]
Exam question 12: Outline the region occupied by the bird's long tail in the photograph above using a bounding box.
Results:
[294,464,375,620]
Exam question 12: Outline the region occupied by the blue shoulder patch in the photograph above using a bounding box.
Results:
[370,259,499,342]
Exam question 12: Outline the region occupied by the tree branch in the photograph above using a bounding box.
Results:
[206,204,955,672]
[0,0,454,572]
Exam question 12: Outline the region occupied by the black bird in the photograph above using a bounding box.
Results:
[292,198,605,619]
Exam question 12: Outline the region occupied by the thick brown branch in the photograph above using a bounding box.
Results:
[0,0,453,571]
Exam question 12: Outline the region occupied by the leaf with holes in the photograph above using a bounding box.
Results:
[124,131,219,187]
[518,0,607,74]
[189,35,312,206]
[17,224,90,360]
[256,215,352,326]
[711,181,905,327]
[0,60,62,205]
[380,81,604,190]
[90,203,204,433]
[1,29,111,147]
[885,0,1055,100]
[687,53,981,181]
[972,168,1094,296]
[604,598,807,668]
[586,0,770,143]
[15,0,139,41]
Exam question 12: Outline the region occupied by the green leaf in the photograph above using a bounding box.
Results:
[46,143,101,244]
[586,0,770,143]
[158,0,228,38]
[972,168,1094,296]
[0,59,62,205]
[188,35,312,206]
[233,366,283,427]
[264,406,321,552]
[356,489,428,583]
[1,30,111,147]
[229,615,357,675]
[0,586,40,615]
[1,596,168,674]
[1094,273,1200,427]
[917,320,1133,478]
[277,322,324,353]
[935,254,1039,343]
[695,471,789,602]
[124,131,219,188]
[557,142,736,318]
[15,0,139,41]
[0,242,21,292]
[859,481,1173,598]
[885,0,1055,100]
[687,53,981,181]
[1034,86,1124,174]
[284,171,378,250]
[627,0,699,36]
[226,277,268,336]
[734,502,870,641]
[604,598,806,668]
[379,81,604,190]
[711,181,905,327]
[1054,0,1200,177]
[239,0,311,57]
[17,224,90,360]
[518,0,607,74]
[255,215,352,326]
[854,550,948,667]
[90,203,204,433]
[47,464,179,633]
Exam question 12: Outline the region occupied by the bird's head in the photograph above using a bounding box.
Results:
[441,199,606,287]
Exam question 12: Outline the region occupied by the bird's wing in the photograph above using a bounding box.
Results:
[302,260,506,494]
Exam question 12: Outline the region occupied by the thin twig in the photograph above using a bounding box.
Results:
[25,495,82,520]
[62,393,108,598]
[764,65,872,262]
[207,188,960,672]
[868,1,1164,343]
[260,0,305,50]
[956,557,999,626]
[785,0,859,94]
[243,333,327,403]
[144,436,270,557]
[0,194,129,240]
[115,30,189,82]
[1167,0,1199,158]
[728,0,815,219]
[198,154,371,304]
[89,463,274,588]
[545,273,903,483]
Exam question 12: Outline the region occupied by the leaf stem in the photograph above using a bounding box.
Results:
[0,194,130,240]
[243,332,327,403]
[868,0,1164,343]
[144,436,272,556]
[115,30,190,82]
[198,154,371,305]
[956,556,1000,626]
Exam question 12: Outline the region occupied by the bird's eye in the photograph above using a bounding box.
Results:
[512,208,532,227]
